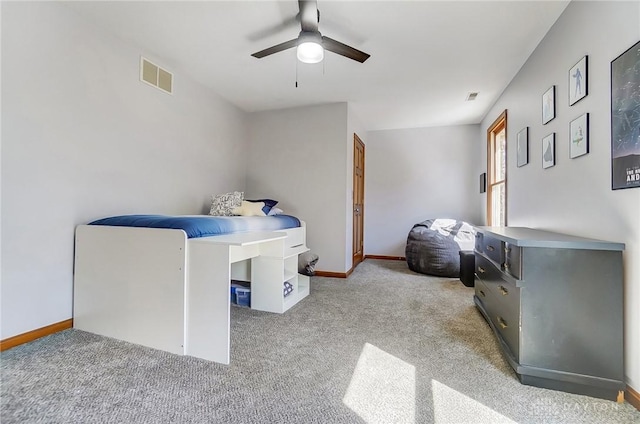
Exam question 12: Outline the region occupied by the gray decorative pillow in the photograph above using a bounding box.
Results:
[209,191,244,216]
[298,252,319,276]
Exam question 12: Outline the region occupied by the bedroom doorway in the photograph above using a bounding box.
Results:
[353,134,365,268]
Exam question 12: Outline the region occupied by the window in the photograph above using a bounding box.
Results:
[487,111,507,226]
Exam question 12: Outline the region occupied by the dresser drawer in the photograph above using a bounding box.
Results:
[475,278,497,329]
[475,254,502,285]
[482,235,504,266]
[504,243,522,279]
[490,303,520,360]
[475,277,492,307]
[485,280,521,357]
[485,278,520,316]
[281,226,304,248]
[476,254,521,360]
[477,278,520,360]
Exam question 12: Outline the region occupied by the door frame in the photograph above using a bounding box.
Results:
[486,110,507,226]
[352,134,365,267]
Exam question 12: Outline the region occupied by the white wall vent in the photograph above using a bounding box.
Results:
[465,92,478,101]
[140,57,173,94]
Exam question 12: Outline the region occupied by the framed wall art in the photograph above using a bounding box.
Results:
[517,127,529,167]
[542,85,555,124]
[479,172,487,193]
[570,113,589,158]
[611,40,640,190]
[542,133,555,169]
[569,55,588,105]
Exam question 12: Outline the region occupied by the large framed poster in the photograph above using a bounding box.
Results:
[611,40,640,190]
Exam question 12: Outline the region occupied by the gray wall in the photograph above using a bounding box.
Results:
[480,1,640,390]
[364,125,483,257]
[246,103,349,273]
[1,2,248,339]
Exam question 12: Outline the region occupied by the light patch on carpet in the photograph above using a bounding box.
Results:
[343,343,416,423]
[432,379,517,424]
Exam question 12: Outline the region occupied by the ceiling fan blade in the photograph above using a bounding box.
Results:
[251,39,298,59]
[322,36,370,63]
[247,15,300,42]
[298,0,319,32]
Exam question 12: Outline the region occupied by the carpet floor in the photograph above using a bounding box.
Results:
[2,259,639,423]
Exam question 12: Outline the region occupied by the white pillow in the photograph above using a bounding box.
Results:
[209,191,244,216]
[267,207,283,216]
[232,200,267,217]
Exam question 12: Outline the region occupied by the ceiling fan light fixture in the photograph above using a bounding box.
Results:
[296,31,324,63]
[297,41,324,63]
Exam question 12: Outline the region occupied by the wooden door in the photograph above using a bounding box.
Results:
[353,134,365,267]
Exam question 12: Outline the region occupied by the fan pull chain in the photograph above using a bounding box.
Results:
[295,59,298,88]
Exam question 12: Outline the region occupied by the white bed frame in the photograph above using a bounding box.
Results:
[73,223,309,364]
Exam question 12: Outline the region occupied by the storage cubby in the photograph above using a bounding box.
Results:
[250,227,310,313]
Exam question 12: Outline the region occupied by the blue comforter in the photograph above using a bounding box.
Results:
[89,215,301,239]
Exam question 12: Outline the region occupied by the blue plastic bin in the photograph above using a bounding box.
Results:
[230,283,244,304]
[235,287,251,307]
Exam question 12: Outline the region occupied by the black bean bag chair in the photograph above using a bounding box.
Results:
[405,219,475,277]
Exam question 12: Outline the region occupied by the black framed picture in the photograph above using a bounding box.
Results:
[542,133,555,169]
[542,85,555,125]
[480,173,486,193]
[611,40,640,190]
[517,127,529,167]
[570,113,589,159]
[569,55,588,106]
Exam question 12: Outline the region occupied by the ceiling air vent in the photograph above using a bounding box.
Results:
[466,92,478,101]
[140,57,173,94]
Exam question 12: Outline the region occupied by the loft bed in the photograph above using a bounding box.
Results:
[73,214,310,365]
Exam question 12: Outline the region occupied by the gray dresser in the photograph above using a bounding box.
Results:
[473,226,625,401]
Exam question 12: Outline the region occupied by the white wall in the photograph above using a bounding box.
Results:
[246,103,349,273]
[0,2,248,339]
[480,1,640,390]
[364,125,482,257]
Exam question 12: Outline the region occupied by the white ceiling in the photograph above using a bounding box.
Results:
[64,1,570,131]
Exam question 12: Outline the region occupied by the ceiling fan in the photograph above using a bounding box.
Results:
[251,0,370,64]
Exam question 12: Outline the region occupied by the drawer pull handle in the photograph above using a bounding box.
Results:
[504,247,511,253]
[478,266,486,274]
[479,290,486,297]
[499,285,508,296]
[498,317,508,329]
[503,262,510,270]
[487,245,495,252]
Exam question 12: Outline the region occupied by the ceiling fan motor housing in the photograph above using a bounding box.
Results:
[297,30,323,46]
